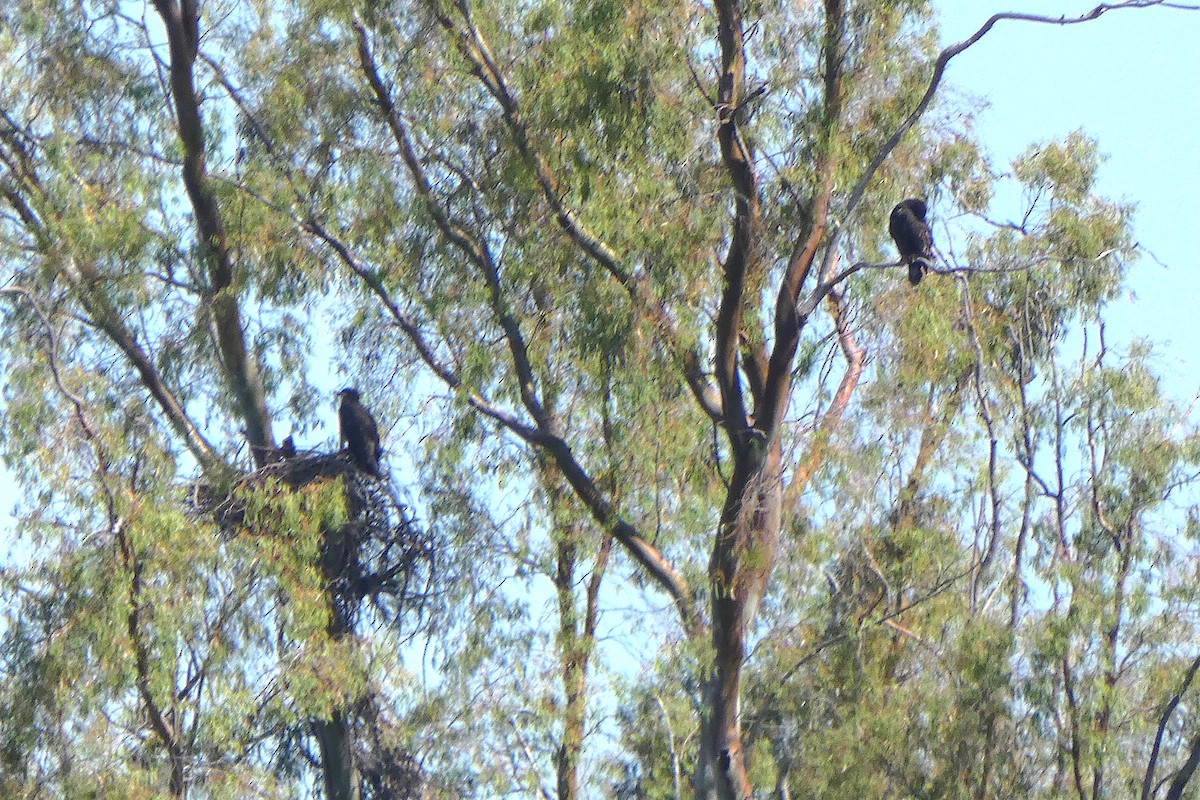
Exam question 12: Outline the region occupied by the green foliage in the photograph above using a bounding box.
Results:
[1,1,1198,799]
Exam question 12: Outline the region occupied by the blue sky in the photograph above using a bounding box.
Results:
[933,1,1200,401]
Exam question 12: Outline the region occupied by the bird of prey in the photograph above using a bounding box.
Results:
[279,434,297,459]
[337,388,382,478]
[889,198,934,286]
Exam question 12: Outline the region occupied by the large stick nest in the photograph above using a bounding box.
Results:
[189,448,435,628]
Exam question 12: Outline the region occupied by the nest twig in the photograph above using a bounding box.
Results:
[188,448,435,629]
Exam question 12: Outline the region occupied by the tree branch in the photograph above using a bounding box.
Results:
[712,0,757,447]
[68,273,224,472]
[150,0,274,465]
[1062,645,1088,800]
[957,276,1004,608]
[306,213,550,444]
[786,277,865,497]
[354,14,550,434]
[421,3,725,422]
[353,17,701,635]
[1142,652,1200,800]
[756,0,844,442]
[545,434,702,637]
[1165,733,1200,800]
[820,0,1198,282]
[0,143,223,473]
[429,0,627,282]
[116,516,188,797]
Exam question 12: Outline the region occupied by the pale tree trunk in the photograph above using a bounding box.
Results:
[553,539,598,800]
[694,0,846,792]
[548,464,612,800]
[697,444,785,800]
[554,531,585,800]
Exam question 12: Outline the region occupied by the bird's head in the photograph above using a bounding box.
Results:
[337,387,361,402]
[903,198,928,219]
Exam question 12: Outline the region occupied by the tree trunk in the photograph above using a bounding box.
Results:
[696,442,784,800]
[150,0,275,465]
[550,466,611,800]
[315,497,363,800]
[555,535,585,800]
[314,711,358,800]
[556,678,585,800]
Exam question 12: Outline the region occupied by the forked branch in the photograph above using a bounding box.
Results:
[352,16,701,636]
[424,2,724,422]
[1142,653,1200,800]
[757,0,845,441]
[712,0,757,445]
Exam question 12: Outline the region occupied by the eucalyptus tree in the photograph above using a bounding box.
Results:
[330,2,1198,797]
[0,1,424,797]
[2,1,1200,799]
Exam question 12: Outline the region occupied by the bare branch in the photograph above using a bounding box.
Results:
[821,0,1198,281]
[544,436,702,637]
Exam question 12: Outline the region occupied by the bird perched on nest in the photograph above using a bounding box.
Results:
[889,198,934,286]
[337,388,382,478]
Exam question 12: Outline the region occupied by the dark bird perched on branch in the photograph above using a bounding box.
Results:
[337,388,382,478]
[889,198,934,286]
